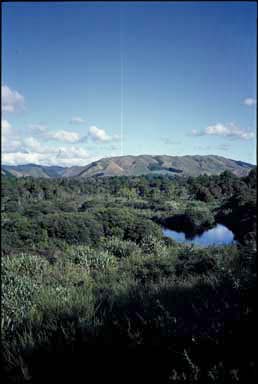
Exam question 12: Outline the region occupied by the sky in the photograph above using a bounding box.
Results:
[2,1,257,166]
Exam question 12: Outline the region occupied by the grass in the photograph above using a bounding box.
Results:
[1,238,256,383]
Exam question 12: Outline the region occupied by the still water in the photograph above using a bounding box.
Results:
[163,224,235,247]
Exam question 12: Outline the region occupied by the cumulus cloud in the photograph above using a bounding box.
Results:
[56,146,89,159]
[243,98,256,106]
[2,122,43,154]
[2,119,12,133]
[191,123,255,140]
[2,85,25,112]
[1,119,93,166]
[1,119,23,153]
[2,115,119,166]
[28,123,116,144]
[2,118,11,145]
[30,125,86,143]
[23,137,44,152]
[87,126,120,143]
[88,126,111,142]
[2,151,54,166]
[29,123,48,133]
[49,130,82,143]
[2,144,96,167]
[70,117,86,124]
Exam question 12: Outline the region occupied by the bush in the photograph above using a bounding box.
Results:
[100,237,141,259]
[175,247,218,277]
[2,254,49,334]
[66,245,118,272]
[184,206,215,229]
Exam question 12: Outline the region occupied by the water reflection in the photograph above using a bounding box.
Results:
[163,224,235,246]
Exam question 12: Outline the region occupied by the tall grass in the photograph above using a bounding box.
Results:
[1,240,256,383]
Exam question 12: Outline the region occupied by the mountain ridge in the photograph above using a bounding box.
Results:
[2,154,255,178]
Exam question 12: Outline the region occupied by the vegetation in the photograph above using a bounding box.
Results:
[1,169,256,383]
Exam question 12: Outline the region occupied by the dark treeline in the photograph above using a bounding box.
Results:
[2,169,255,204]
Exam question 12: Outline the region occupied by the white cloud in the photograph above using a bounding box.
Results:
[29,123,116,144]
[2,146,98,167]
[2,119,12,133]
[88,126,111,142]
[56,146,89,160]
[2,152,47,166]
[243,98,256,106]
[31,126,85,143]
[2,119,92,166]
[29,123,48,133]
[1,120,93,166]
[23,137,43,152]
[49,130,81,143]
[1,119,22,152]
[2,115,118,167]
[70,117,86,124]
[2,85,25,112]
[2,138,23,153]
[191,123,255,140]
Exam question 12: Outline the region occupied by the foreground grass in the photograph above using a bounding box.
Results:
[2,239,256,383]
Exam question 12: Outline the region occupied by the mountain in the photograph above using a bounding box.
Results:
[67,155,255,178]
[1,168,16,177]
[2,164,66,178]
[2,155,255,179]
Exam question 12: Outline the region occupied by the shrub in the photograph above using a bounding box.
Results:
[100,237,141,259]
[175,247,218,277]
[66,245,118,272]
[184,206,215,229]
[2,254,49,334]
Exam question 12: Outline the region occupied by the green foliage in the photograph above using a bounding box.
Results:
[66,244,118,272]
[184,205,215,228]
[1,170,256,383]
[100,237,141,259]
[2,254,49,333]
[175,246,218,277]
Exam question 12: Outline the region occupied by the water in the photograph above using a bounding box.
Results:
[163,223,235,246]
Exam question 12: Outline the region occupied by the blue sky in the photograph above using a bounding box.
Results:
[2,1,257,166]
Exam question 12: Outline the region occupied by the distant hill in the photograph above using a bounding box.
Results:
[2,155,255,178]
[1,168,16,178]
[74,155,255,178]
[2,164,66,178]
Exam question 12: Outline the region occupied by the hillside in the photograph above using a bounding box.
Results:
[75,155,254,178]
[2,164,66,178]
[2,155,255,178]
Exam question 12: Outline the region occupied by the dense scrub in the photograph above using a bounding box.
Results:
[2,170,256,253]
[1,169,256,383]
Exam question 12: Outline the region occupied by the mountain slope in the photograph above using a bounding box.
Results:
[75,155,255,178]
[2,155,255,178]
[2,164,66,178]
